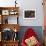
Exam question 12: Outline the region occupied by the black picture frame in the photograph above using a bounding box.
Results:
[24,9,36,19]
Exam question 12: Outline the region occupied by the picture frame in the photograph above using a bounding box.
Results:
[23,9,36,19]
[2,10,9,15]
[9,10,18,15]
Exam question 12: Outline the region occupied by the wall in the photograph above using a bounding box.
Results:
[19,0,44,26]
[0,0,44,26]
[18,26,43,44]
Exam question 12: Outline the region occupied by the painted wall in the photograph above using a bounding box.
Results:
[18,26,43,44]
[18,0,44,26]
[0,0,44,26]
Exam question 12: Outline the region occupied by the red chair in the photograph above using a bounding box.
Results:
[21,28,41,46]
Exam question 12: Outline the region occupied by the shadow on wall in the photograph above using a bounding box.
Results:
[18,26,43,44]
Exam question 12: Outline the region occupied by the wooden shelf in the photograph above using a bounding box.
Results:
[0,7,19,10]
[0,7,20,46]
[0,24,20,32]
[2,40,19,42]
[0,40,19,46]
[0,7,19,24]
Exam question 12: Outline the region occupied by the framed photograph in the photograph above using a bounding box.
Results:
[2,10,9,15]
[9,10,18,15]
[24,9,36,19]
